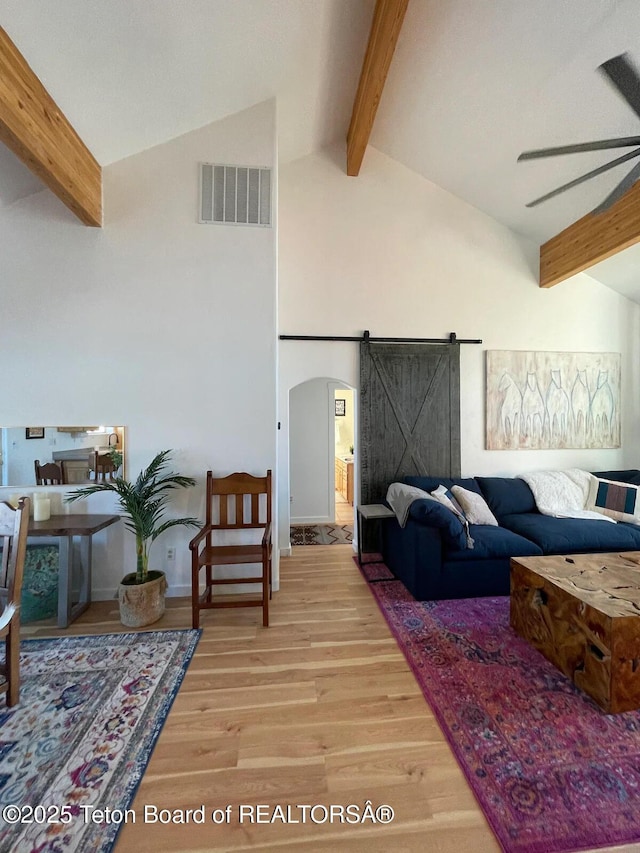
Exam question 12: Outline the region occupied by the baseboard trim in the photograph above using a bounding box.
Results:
[290,516,332,525]
[93,583,262,600]
[93,579,281,601]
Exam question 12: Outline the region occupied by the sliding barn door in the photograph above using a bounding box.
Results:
[360,343,461,504]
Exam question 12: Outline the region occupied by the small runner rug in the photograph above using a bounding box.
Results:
[0,629,200,853]
[290,524,353,545]
[357,562,640,853]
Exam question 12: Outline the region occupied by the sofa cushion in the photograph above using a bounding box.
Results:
[430,485,475,549]
[592,470,640,486]
[404,475,482,494]
[444,524,543,561]
[476,477,537,518]
[500,512,640,554]
[408,499,467,550]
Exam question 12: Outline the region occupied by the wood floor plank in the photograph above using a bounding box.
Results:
[235,716,444,763]
[188,638,399,672]
[20,543,618,853]
[184,659,411,692]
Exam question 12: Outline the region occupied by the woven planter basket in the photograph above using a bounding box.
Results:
[118,570,167,628]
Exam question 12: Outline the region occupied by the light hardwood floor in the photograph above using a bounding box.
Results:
[335,492,354,526]
[22,547,630,853]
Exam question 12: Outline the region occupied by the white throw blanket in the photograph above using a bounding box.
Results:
[519,469,614,522]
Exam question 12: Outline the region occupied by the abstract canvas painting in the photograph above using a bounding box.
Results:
[486,350,620,450]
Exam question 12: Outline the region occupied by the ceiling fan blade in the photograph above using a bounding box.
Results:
[525,147,640,208]
[599,53,640,120]
[591,157,640,215]
[518,136,640,160]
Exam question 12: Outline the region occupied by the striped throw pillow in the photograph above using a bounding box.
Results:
[586,476,640,523]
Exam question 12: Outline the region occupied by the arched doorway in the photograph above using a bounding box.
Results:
[288,377,356,546]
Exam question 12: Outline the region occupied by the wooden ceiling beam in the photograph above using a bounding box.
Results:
[0,27,102,226]
[540,181,640,287]
[347,0,409,177]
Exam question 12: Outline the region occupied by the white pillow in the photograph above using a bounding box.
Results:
[451,485,498,526]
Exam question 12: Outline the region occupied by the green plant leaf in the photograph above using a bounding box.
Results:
[64,450,199,580]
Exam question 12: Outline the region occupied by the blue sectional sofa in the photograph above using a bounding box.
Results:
[383,469,640,601]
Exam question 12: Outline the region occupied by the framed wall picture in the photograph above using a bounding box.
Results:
[25,427,45,440]
[335,398,346,417]
[485,350,621,450]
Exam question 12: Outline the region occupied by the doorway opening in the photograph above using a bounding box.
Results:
[333,387,355,528]
[288,378,356,547]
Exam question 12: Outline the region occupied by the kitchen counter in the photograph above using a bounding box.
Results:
[52,449,112,484]
[52,448,110,461]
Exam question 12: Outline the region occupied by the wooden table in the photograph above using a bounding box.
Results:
[511,552,640,713]
[28,514,120,628]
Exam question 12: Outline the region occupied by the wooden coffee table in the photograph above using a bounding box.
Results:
[511,552,640,713]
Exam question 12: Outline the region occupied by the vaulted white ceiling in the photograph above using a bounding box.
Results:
[374,0,640,247]
[3,0,640,298]
[1,0,372,167]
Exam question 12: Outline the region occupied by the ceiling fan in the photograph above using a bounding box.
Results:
[519,53,640,215]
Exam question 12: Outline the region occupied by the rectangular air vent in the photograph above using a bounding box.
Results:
[199,163,271,227]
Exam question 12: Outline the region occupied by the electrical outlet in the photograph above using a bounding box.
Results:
[166,547,176,561]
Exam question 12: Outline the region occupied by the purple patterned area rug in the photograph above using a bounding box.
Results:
[358,557,392,581]
[0,629,200,853]
[358,564,640,853]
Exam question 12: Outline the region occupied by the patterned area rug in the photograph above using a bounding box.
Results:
[290,524,353,545]
[0,629,200,853]
[358,558,392,581]
[359,567,640,853]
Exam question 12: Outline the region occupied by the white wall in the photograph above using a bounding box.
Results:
[0,99,278,598]
[278,144,640,547]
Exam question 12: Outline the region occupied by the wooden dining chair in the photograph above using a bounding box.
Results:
[34,460,65,485]
[91,451,116,482]
[190,470,272,629]
[0,496,30,706]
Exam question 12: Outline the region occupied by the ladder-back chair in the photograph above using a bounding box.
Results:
[190,470,272,628]
[92,451,117,482]
[0,496,30,706]
[34,460,65,485]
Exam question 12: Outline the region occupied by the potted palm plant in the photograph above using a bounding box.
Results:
[65,449,199,627]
